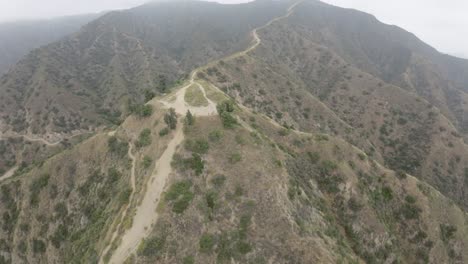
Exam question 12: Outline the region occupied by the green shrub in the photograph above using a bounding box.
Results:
[171,153,205,175]
[211,175,226,187]
[348,197,362,212]
[219,112,237,128]
[307,152,320,164]
[357,153,366,160]
[209,130,223,142]
[206,191,217,210]
[30,174,50,206]
[405,195,416,204]
[199,233,215,253]
[236,241,252,254]
[315,134,329,141]
[137,236,166,256]
[142,156,152,168]
[20,223,30,233]
[190,154,205,175]
[381,186,393,201]
[182,256,195,264]
[396,170,407,179]
[229,153,242,164]
[136,129,152,148]
[288,186,297,200]
[278,129,290,136]
[173,192,195,214]
[107,167,120,183]
[159,127,170,136]
[49,184,58,199]
[185,139,209,154]
[131,104,153,118]
[30,174,50,193]
[216,233,235,261]
[316,161,342,193]
[400,203,421,220]
[238,215,251,239]
[235,135,245,145]
[440,224,457,242]
[165,181,194,214]
[108,137,128,157]
[234,185,244,197]
[164,108,178,130]
[397,117,408,125]
[165,181,191,201]
[18,240,27,254]
[54,202,68,219]
[50,224,68,248]
[319,160,338,175]
[185,110,194,126]
[144,89,155,102]
[217,100,235,113]
[118,188,132,205]
[217,100,237,128]
[32,239,46,253]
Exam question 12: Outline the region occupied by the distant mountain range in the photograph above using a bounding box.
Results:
[0,13,101,75]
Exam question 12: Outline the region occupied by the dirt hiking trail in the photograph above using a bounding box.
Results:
[102,2,303,263]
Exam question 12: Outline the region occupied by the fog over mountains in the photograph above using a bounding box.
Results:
[0,1,468,263]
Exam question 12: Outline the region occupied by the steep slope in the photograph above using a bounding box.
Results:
[131,107,468,264]
[283,1,468,134]
[2,76,467,263]
[0,14,100,75]
[0,0,293,187]
[0,133,133,263]
[0,102,178,263]
[202,0,468,211]
[0,0,293,136]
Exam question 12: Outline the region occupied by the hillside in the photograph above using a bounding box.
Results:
[1,0,468,263]
[285,1,468,134]
[0,14,100,75]
[0,0,293,136]
[1,47,468,263]
[202,0,468,211]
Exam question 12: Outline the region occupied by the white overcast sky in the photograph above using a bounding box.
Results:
[0,0,466,58]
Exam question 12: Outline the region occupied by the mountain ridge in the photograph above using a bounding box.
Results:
[0,0,468,263]
[0,13,102,75]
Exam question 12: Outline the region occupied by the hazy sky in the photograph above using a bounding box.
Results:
[0,0,248,21]
[323,0,468,58]
[0,0,466,58]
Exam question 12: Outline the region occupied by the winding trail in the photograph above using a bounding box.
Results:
[0,131,89,146]
[0,166,18,182]
[237,0,302,58]
[0,131,90,180]
[107,125,184,263]
[160,71,217,116]
[102,2,302,263]
[106,81,216,263]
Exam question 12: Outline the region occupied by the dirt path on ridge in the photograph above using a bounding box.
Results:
[102,2,303,263]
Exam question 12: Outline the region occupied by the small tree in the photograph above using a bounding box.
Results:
[159,74,167,92]
[130,103,153,118]
[136,129,152,148]
[185,110,194,126]
[217,100,237,128]
[164,108,178,130]
[144,89,155,102]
